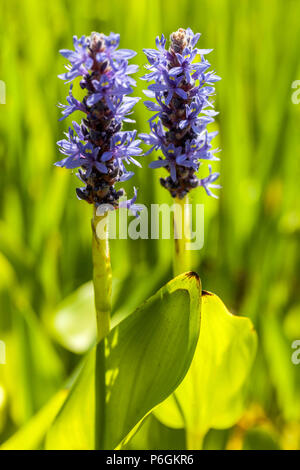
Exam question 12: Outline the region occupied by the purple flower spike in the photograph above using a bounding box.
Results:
[140,28,221,199]
[56,32,143,209]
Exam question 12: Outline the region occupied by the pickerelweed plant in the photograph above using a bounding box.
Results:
[0,30,255,451]
[56,32,143,340]
[0,29,257,452]
[140,28,221,274]
[56,32,145,449]
[135,29,256,450]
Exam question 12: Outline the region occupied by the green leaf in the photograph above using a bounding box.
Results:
[242,427,281,450]
[46,266,167,354]
[154,291,257,449]
[45,272,201,450]
[0,390,67,450]
[123,413,186,450]
[46,282,96,354]
[262,312,300,421]
[1,298,64,425]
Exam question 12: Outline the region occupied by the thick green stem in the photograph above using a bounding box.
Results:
[95,340,106,449]
[92,206,112,341]
[173,195,192,276]
[186,431,204,450]
[92,206,112,450]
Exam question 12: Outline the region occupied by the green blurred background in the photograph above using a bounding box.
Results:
[0,0,300,450]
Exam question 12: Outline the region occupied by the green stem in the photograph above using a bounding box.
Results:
[186,430,204,450]
[92,206,112,341]
[91,206,112,450]
[95,340,106,449]
[173,195,192,276]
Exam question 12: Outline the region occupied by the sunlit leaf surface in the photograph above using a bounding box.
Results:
[154,292,257,449]
[46,273,201,449]
[46,266,168,354]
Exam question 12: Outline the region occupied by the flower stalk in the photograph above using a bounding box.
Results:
[92,208,112,341]
[173,195,192,276]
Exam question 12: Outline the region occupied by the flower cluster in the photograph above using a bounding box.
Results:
[140,28,221,199]
[56,33,143,213]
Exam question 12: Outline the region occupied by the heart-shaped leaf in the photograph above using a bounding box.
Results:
[154,291,257,449]
[46,272,201,449]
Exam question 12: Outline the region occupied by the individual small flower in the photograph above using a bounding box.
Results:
[58,85,87,120]
[56,126,87,169]
[59,35,93,82]
[96,32,137,64]
[101,131,142,181]
[113,96,139,123]
[178,96,217,132]
[149,144,182,182]
[199,165,221,198]
[139,120,165,155]
[140,28,221,199]
[169,47,209,83]
[143,34,168,68]
[56,32,143,212]
[149,70,188,106]
[119,187,144,217]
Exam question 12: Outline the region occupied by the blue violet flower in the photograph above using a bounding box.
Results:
[140,28,221,198]
[56,33,142,211]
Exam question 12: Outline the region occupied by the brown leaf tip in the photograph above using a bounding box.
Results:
[202,290,213,296]
[185,271,200,281]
